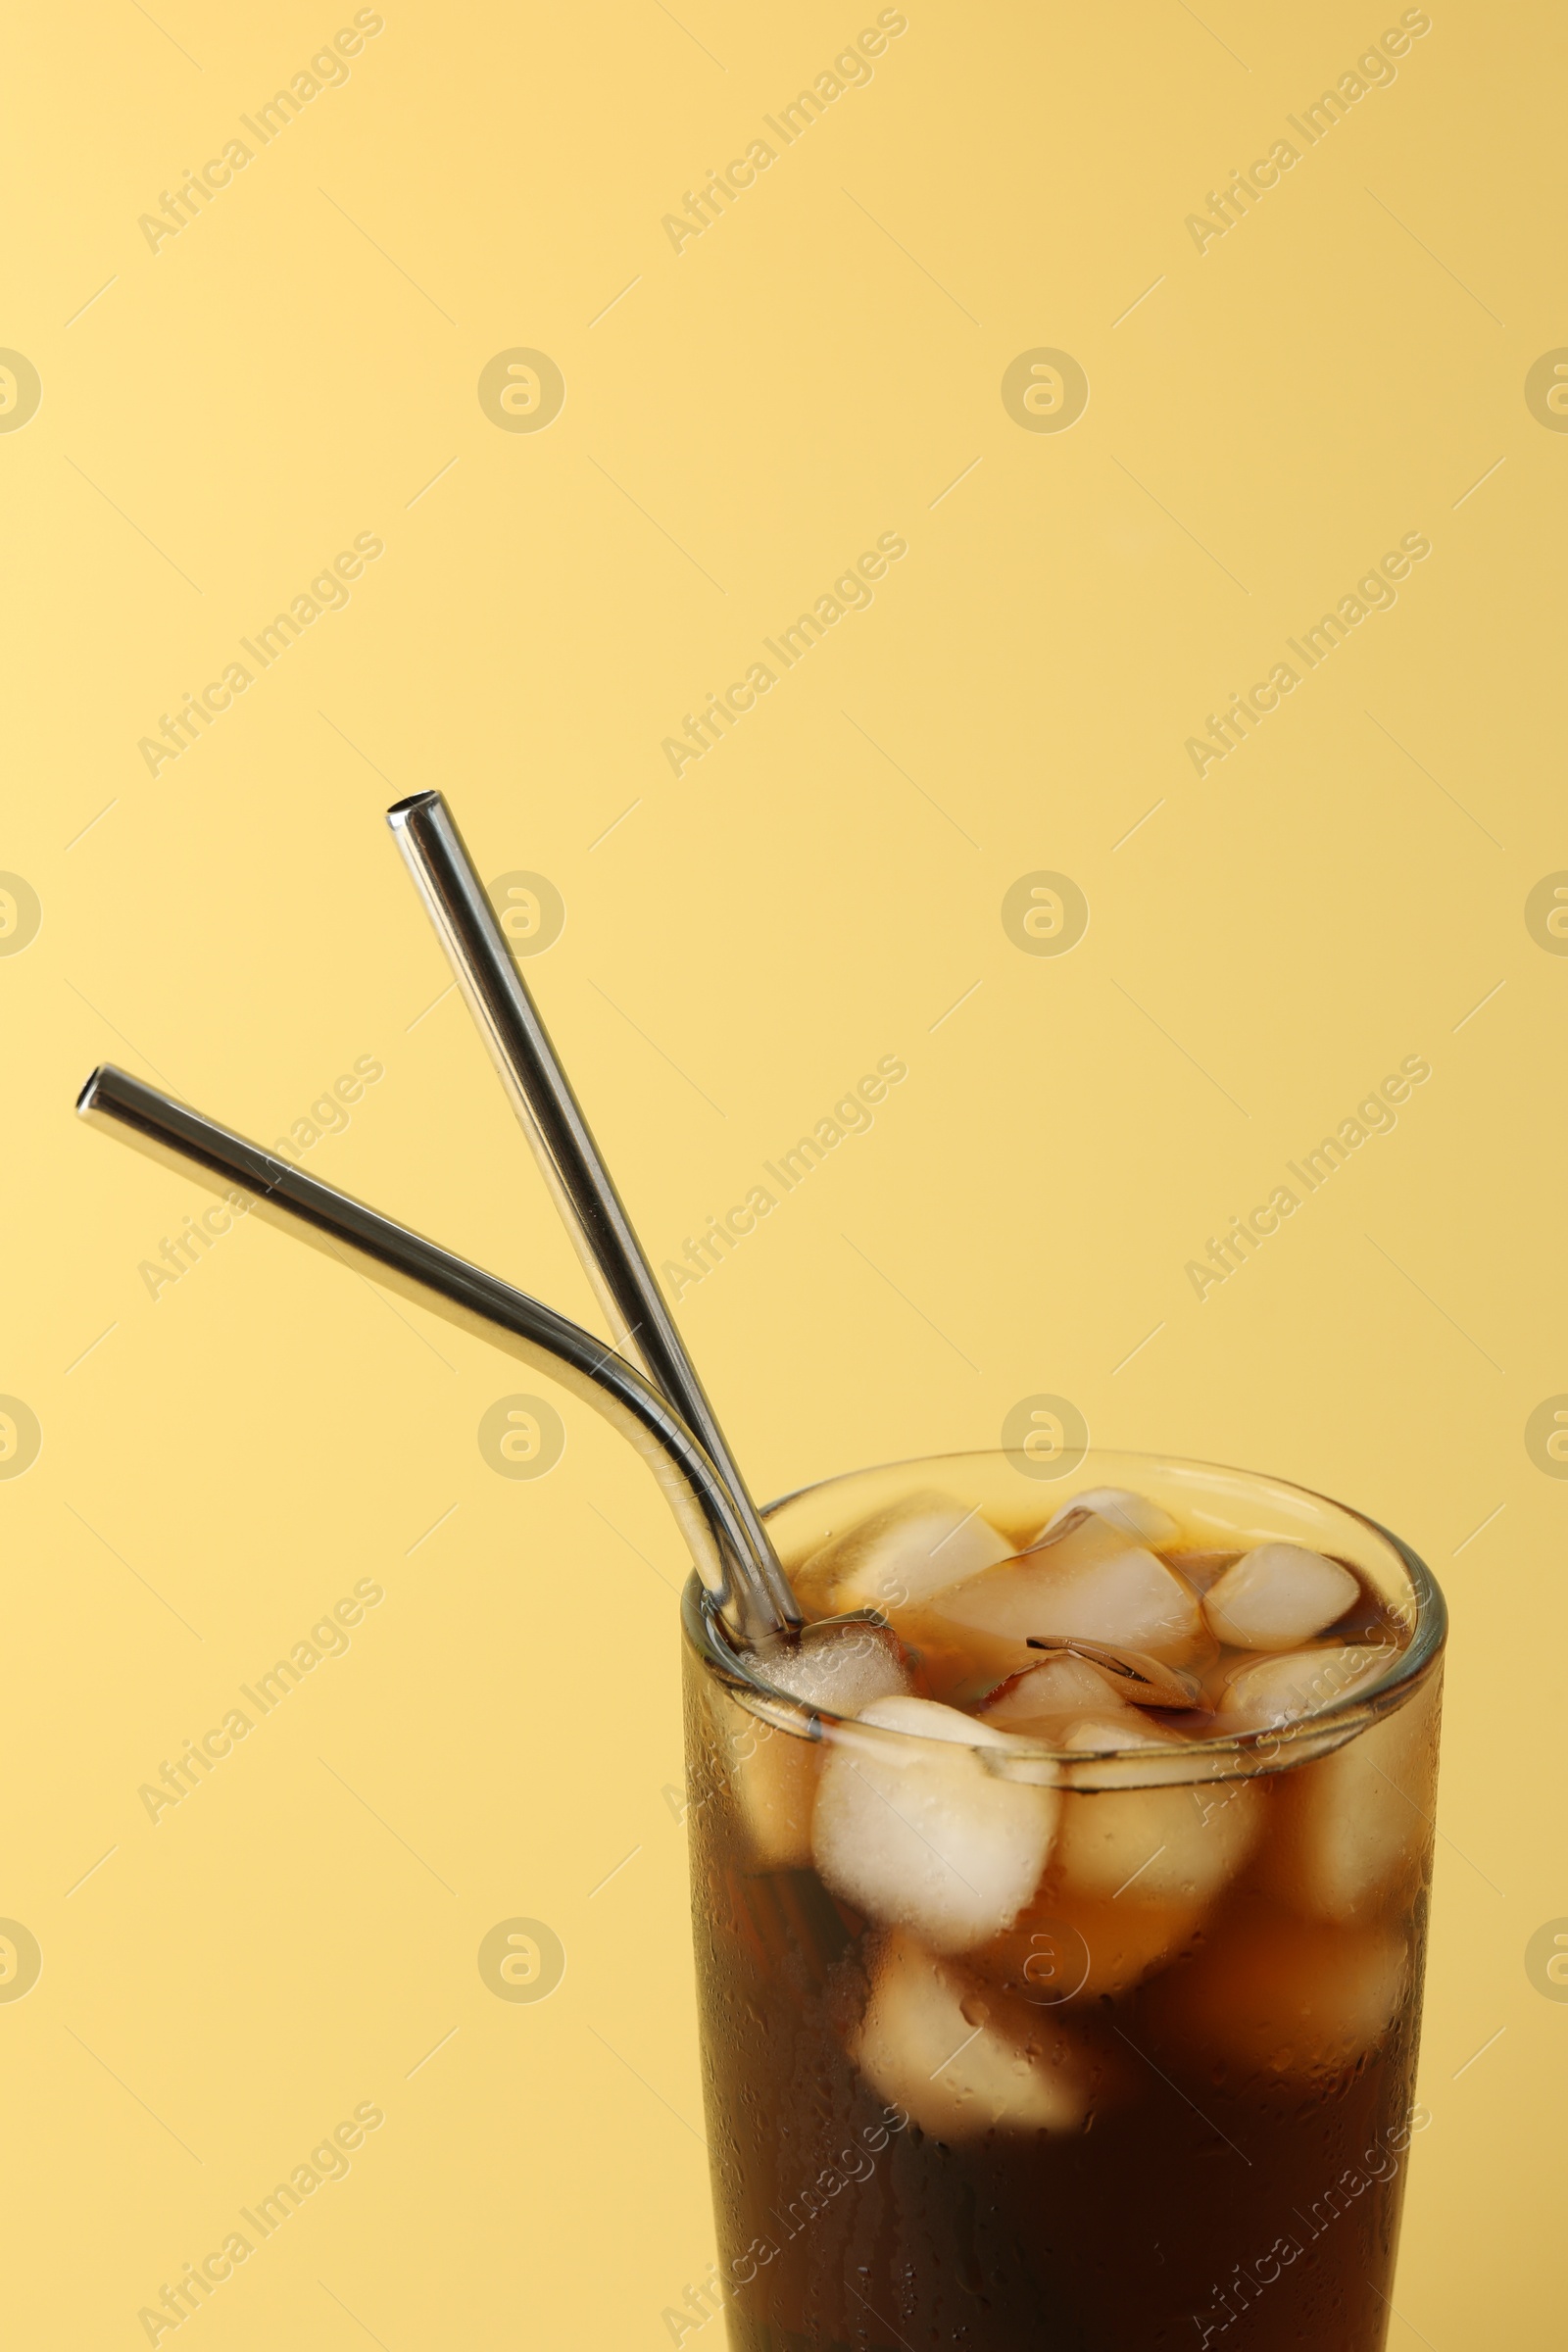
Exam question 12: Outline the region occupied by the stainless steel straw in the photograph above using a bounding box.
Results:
[76,1063,787,1645]
[386,789,800,1633]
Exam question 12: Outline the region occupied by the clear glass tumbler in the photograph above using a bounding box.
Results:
[681,1448,1445,2351]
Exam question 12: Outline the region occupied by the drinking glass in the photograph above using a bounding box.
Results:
[681,1448,1445,2351]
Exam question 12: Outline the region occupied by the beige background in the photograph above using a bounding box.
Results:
[4,0,1564,2341]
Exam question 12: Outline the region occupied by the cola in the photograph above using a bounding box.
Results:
[682,1452,1444,2350]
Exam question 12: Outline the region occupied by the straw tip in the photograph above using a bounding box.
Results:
[75,1066,109,1116]
[385,790,444,831]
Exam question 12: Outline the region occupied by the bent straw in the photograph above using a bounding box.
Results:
[75,1063,786,1646]
[385,789,800,1634]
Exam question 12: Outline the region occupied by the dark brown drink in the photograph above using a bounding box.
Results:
[681,1451,1444,2350]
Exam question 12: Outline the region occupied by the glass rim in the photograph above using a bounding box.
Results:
[684,1446,1447,1785]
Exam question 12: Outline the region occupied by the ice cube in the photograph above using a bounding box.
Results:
[1145,1905,1411,2082]
[1043,1487,1180,1549]
[1053,1719,1262,1904]
[1202,1542,1360,1651]
[1260,1674,1441,1923]
[798,1490,1013,1617]
[715,1623,909,1872]
[921,1515,1207,1674]
[1220,1642,1393,1730]
[978,1655,1129,1736]
[811,1694,1058,1952]
[759,1620,912,1715]
[850,1930,1102,2137]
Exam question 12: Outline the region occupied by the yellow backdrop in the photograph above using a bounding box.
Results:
[4,0,1561,2342]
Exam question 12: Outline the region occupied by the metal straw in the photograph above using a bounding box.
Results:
[75,1063,786,1646]
[385,789,800,1633]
